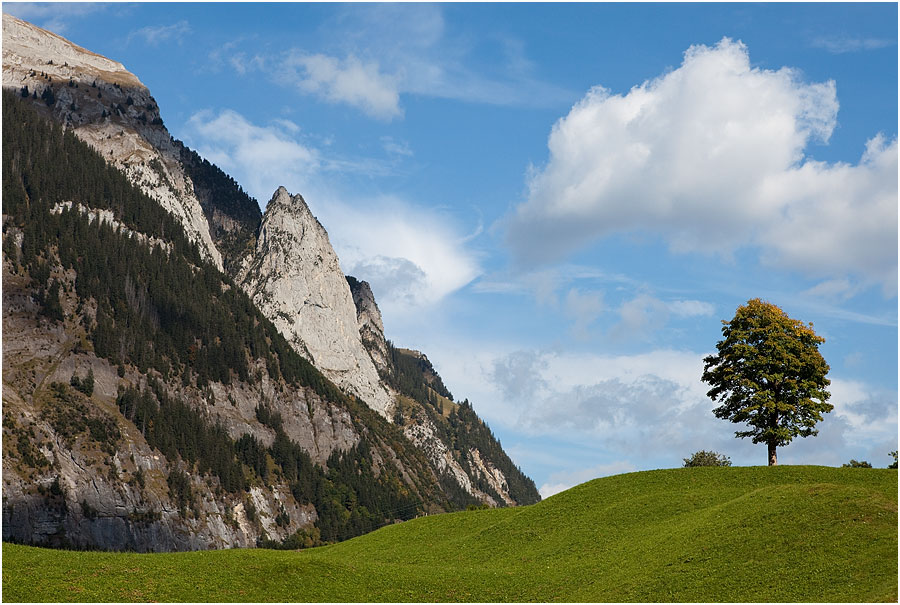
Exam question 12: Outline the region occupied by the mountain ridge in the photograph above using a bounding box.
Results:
[1,14,539,552]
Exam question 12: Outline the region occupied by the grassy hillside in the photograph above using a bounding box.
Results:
[3,466,896,602]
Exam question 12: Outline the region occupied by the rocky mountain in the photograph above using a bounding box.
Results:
[237,187,395,418]
[1,14,539,552]
[2,14,223,271]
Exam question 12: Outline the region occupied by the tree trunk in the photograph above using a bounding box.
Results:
[768,407,779,466]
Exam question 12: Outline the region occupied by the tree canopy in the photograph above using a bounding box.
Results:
[701,299,832,466]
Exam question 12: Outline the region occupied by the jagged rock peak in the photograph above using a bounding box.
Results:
[239,187,395,418]
[347,276,385,336]
[346,275,390,376]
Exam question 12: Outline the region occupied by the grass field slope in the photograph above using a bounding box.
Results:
[3,466,896,602]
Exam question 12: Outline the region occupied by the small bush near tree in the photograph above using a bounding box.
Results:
[842,459,872,468]
[889,451,898,469]
[683,450,732,467]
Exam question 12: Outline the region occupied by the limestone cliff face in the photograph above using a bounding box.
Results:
[347,276,391,376]
[1,14,223,271]
[403,417,500,507]
[238,188,395,418]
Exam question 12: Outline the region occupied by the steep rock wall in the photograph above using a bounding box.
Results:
[238,187,395,418]
[347,276,391,377]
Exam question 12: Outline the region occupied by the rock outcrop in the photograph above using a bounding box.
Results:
[347,276,391,376]
[238,187,395,418]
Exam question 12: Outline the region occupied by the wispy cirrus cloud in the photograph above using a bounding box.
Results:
[211,4,574,120]
[282,51,402,121]
[127,20,191,46]
[3,2,109,34]
[381,136,413,158]
[811,35,895,54]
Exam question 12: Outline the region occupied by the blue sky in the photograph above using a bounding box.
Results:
[8,2,897,496]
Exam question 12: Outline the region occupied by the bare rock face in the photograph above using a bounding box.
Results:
[403,417,498,507]
[347,276,391,376]
[1,14,223,271]
[238,188,395,418]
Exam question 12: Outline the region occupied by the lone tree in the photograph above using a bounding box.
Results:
[702,299,832,466]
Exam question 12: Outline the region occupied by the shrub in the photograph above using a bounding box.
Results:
[41,86,56,107]
[69,369,94,396]
[842,459,872,468]
[683,450,732,467]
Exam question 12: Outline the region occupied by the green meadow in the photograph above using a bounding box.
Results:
[3,466,896,602]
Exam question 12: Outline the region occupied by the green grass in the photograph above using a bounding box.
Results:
[3,466,896,602]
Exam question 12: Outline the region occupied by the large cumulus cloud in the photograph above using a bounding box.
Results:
[507,38,897,293]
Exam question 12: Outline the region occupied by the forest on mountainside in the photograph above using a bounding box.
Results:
[385,343,540,506]
[2,89,434,546]
[178,143,262,274]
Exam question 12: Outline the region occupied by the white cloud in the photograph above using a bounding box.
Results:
[828,378,899,445]
[127,20,191,46]
[758,134,898,294]
[184,109,320,204]
[610,295,714,341]
[507,38,897,293]
[439,343,897,470]
[313,194,481,314]
[380,136,413,158]
[612,294,670,341]
[802,278,863,302]
[326,3,574,109]
[485,349,712,442]
[668,300,716,318]
[811,36,895,54]
[491,350,549,402]
[564,288,605,333]
[216,4,572,120]
[283,51,402,120]
[469,348,767,467]
[229,52,267,76]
